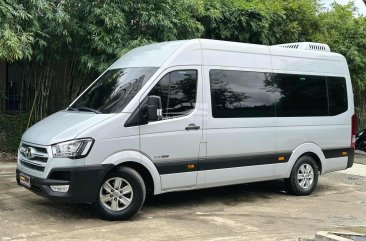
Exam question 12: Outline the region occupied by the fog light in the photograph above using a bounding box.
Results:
[50,185,69,193]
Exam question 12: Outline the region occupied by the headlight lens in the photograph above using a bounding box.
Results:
[51,138,94,158]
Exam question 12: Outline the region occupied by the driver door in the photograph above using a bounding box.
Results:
[139,67,203,190]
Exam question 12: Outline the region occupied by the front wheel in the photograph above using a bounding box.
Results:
[93,166,146,220]
[285,155,319,196]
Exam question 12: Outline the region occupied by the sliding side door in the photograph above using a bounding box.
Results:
[204,67,278,187]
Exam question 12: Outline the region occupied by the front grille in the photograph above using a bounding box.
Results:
[20,160,45,172]
[19,143,48,172]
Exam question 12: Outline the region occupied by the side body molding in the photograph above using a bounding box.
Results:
[101,150,163,194]
[276,142,326,178]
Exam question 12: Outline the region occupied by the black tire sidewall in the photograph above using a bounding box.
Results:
[289,155,319,195]
[94,167,146,220]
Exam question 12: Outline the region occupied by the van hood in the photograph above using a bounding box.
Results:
[22,111,116,145]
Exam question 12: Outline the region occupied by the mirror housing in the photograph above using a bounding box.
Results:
[124,95,162,127]
[146,95,162,122]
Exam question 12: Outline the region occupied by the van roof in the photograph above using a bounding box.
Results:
[109,39,347,75]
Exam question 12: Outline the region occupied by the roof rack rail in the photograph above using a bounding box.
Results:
[273,42,331,52]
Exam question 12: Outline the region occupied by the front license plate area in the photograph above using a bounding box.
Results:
[19,173,31,188]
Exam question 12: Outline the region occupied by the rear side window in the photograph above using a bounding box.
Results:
[208,70,348,118]
[209,69,275,118]
[148,70,197,120]
[328,77,348,115]
[275,74,328,117]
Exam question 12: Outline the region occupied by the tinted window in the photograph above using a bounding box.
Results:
[275,74,328,117]
[149,70,197,120]
[209,70,275,118]
[328,77,348,115]
[71,67,157,113]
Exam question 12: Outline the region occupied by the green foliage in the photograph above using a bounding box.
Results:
[198,0,319,44]
[125,0,204,41]
[316,3,366,90]
[313,3,366,129]
[263,0,319,44]
[1,0,366,151]
[0,0,34,61]
[1,0,361,72]
[0,0,47,61]
[0,114,28,152]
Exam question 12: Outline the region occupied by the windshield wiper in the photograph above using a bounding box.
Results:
[67,107,78,111]
[67,106,101,113]
[76,107,101,114]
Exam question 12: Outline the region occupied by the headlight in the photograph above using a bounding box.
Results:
[51,138,94,158]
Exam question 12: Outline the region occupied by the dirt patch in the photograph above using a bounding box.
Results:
[0,152,17,162]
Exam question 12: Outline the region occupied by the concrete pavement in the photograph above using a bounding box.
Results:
[0,156,365,241]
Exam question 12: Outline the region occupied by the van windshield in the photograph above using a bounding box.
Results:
[69,67,158,114]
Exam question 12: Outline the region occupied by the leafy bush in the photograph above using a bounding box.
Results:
[0,114,28,152]
[0,0,365,152]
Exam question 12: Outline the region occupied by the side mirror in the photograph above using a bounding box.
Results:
[145,95,162,122]
[124,95,162,127]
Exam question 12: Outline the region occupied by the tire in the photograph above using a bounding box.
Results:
[93,166,146,220]
[285,155,319,196]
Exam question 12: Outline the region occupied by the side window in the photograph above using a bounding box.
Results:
[275,74,328,117]
[328,77,348,115]
[209,69,275,118]
[149,70,197,120]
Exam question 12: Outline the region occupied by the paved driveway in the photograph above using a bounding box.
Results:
[0,156,365,241]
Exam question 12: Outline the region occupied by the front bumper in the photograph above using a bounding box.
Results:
[16,164,113,203]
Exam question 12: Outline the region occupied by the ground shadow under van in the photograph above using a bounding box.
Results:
[25,180,330,220]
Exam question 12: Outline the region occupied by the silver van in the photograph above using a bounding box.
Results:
[17,39,355,220]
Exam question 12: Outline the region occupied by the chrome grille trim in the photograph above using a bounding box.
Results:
[20,160,45,172]
[19,142,49,172]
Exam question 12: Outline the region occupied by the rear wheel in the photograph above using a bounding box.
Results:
[285,155,319,195]
[93,166,146,220]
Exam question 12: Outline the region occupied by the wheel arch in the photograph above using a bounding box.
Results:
[117,162,155,195]
[285,143,326,177]
[300,152,322,173]
[101,150,162,195]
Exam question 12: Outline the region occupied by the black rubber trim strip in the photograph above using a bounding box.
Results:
[200,153,290,171]
[155,147,353,175]
[323,148,353,159]
[155,159,199,175]
[155,152,291,175]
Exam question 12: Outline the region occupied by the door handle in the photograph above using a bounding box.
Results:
[185,123,200,130]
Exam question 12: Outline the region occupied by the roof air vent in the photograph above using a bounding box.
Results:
[273,42,331,52]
